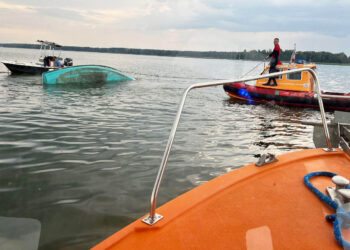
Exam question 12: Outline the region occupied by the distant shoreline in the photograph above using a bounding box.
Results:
[1,43,350,65]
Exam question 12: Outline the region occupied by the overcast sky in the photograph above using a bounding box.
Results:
[1,0,350,54]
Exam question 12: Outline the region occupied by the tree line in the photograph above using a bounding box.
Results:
[1,43,349,64]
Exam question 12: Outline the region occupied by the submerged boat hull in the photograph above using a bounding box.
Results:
[2,61,50,75]
[223,82,350,111]
[42,65,135,84]
[93,149,347,249]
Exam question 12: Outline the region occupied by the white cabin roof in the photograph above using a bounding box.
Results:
[37,40,62,48]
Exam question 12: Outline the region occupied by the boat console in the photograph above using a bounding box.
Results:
[256,63,317,92]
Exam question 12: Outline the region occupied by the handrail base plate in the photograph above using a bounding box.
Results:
[323,148,338,152]
[142,213,163,225]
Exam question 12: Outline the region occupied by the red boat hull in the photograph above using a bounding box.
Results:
[223,82,350,111]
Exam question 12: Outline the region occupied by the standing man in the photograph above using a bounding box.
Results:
[263,38,282,86]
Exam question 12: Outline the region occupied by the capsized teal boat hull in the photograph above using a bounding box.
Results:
[42,65,134,84]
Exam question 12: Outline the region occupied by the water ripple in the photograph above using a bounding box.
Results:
[0,48,348,250]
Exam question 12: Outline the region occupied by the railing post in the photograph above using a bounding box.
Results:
[309,70,336,151]
[142,68,336,225]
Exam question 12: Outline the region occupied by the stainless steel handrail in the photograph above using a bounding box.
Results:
[142,68,334,225]
[321,94,350,99]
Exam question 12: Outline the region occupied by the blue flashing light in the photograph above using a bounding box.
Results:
[238,88,252,104]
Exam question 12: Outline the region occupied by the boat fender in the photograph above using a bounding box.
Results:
[304,172,350,249]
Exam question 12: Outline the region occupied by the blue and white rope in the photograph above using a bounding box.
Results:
[304,171,350,249]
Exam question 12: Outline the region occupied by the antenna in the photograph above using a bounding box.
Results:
[290,43,296,64]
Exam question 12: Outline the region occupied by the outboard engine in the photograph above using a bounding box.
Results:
[63,58,73,66]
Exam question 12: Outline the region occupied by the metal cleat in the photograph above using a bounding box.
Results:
[333,175,349,189]
[338,189,350,202]
[255,154,278,167]
[327,175,350,211]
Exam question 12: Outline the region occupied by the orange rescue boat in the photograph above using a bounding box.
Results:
[223,63,350,111]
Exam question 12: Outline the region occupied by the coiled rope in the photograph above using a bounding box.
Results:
[304,171,350,249]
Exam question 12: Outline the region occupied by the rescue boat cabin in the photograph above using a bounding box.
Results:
[257,63,317,92]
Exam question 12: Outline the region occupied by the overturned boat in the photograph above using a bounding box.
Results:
[2,40,72,75]
[92,69,350,249]
[42,65,134,84]
[223,63,350,111]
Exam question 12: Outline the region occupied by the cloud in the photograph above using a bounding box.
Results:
[0,1,34,12]
[0,1,153,24]
[2,0,350,35]
[0,0,350,53]
[176,0,350,37]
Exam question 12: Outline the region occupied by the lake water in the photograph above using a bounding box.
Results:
[0,47,349,249]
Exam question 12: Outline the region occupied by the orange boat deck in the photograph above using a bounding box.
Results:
[93,148,350,250]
